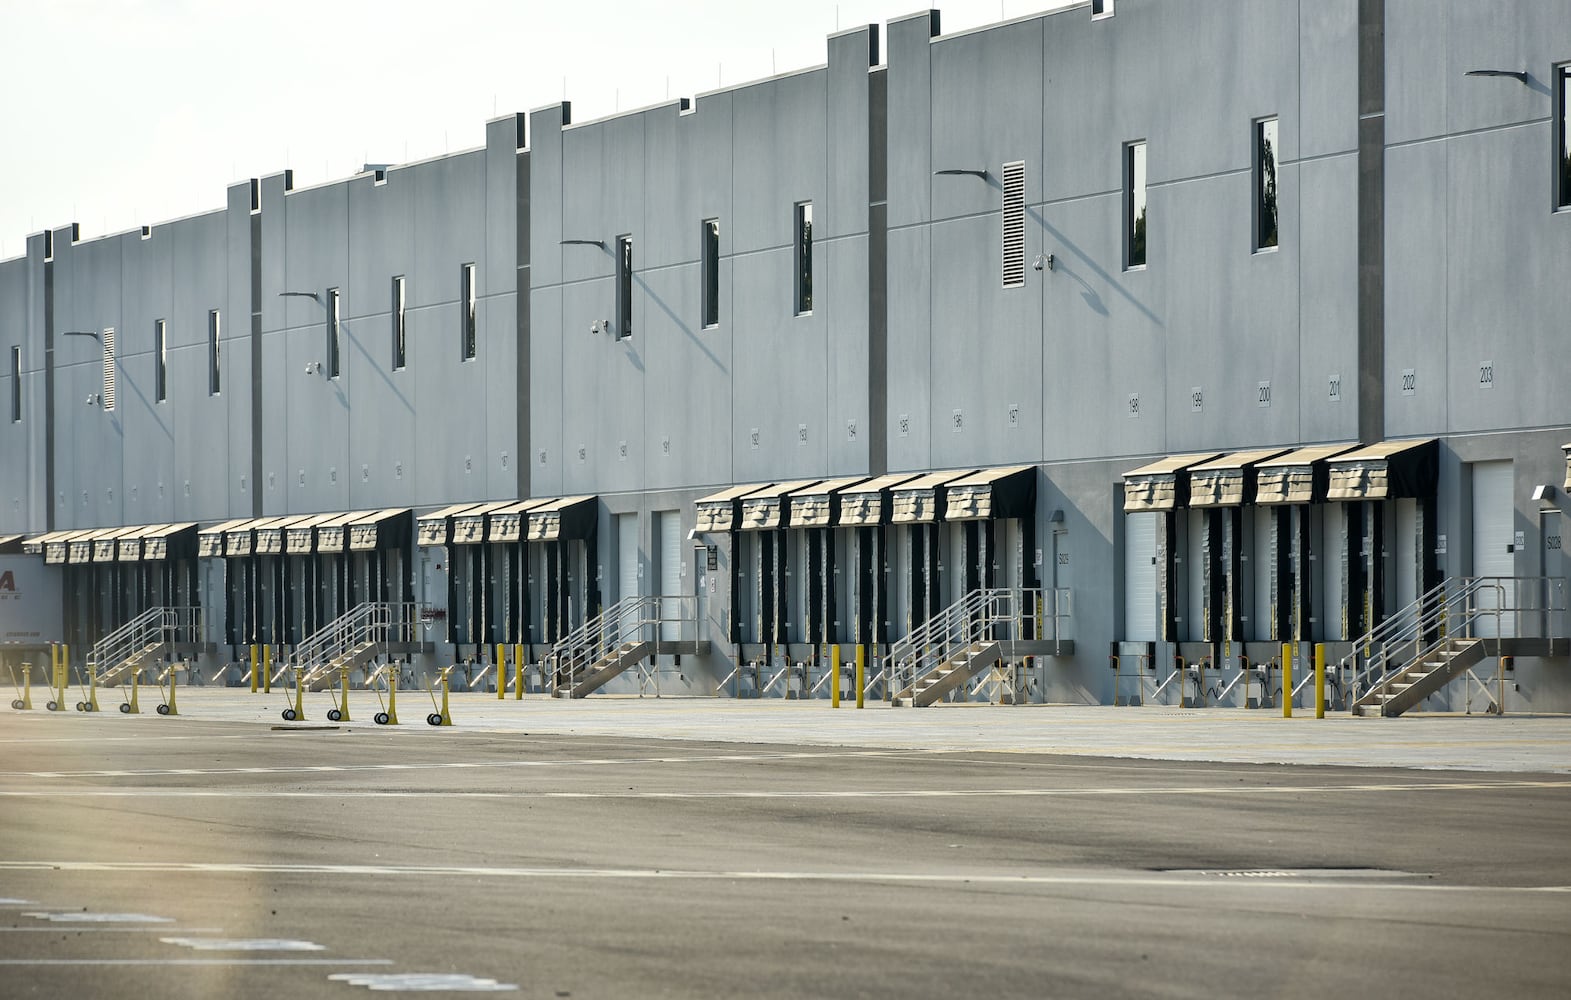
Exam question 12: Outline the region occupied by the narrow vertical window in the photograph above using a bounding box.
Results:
[1125,142,1147,269]
[391,275,406,370]
[1091,0,1114,17]
[1558,65,1571,210]
[9,347,19,423]
[154,320,167,402]
[794,203,813,313]
[460,263,477,359]
[101,327,116,410]
[701,219,720,328]
[326,288,342,379]
[1001,161,1026,287]
[1255,117,1279,250]
[615,236,633,341]
[208,309,221,395]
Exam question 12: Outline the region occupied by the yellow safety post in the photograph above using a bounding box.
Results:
[1282,643,1294,719]
[249,644,259,694]
[441,668,453,725]
[263,645,272,694]
[387,666,400,725]
[291,666,306,722]
[514,644,525,699]
[1315,643,1326,719]
[20,659,34,710]
[496,644,506,700]
[338,665,352,721]
[831,646,841,708]
[855,645,866,709]
[163,664,180,716]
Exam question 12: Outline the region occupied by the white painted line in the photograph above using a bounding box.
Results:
[0,898,33,904]
[1,860,1564,894]
[329,972,516,992]
[0,959,391,967]
[24,911,172,923]
[1,779,1566,800]
[0,927,223,933]
[161,937,325,951]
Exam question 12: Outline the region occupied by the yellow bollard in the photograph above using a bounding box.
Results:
[20,660,34,710]
[51,644,67,712]
[163,665,179,716]
[831,646,841,708]
[514,644,525,699]
[339,665,352,722]
[1282,643,1294,719]
[291,666,306,721]
[496,644,506,700]
[1315,643,1326,719]
[263,645,272,694]
[249,644,259,694]
[855,645,866,710]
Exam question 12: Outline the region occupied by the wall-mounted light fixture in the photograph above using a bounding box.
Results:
[1465,69,1529,83]
[279,290,322,305]
[1033,253,1056,272]
[933,168,989,179]
[560,238,606,249]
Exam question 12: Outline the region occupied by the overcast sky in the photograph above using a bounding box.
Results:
[0,0,1076,262]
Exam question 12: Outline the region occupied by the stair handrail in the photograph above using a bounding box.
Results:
[88,606,203,683]
[1347,578,1497,702]
[550,595,698,693]
[281,601,423,684]
[887,587,1018,700]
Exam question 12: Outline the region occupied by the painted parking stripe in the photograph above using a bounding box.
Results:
[25,911,172,923]
[161,937,324,951]
[1,778,1566,800]
[1,860,1565,894]
[0,958,391,967]
[0,927,223,933]
[329,972,516,992]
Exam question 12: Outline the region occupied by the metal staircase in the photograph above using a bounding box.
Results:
[88,607,202,686]
[550,596,698,698]
[1349,577,1563,717]
[888,589,1021,707]
[276,602,423,689]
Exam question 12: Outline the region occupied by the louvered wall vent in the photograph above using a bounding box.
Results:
[1001,160,1026,288]
[101,327,116,411]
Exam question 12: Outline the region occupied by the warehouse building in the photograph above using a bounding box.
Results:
[3,0,1570,713]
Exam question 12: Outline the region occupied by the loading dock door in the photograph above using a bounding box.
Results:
[1251,506,1274,640]
[1124,512,1158,642]
[1394,498,1419,633]
[1322,503,1346,640]
[617,514,639,605]
[657,511,681,642]
[1472,461,1515,638]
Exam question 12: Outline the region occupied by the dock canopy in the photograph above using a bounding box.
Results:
[416,503,483,547]
[526,496,597,542]
[740,481,821,531]
[68,530,104,564]
[1121,453,1220,512]
[450,502,514,545]
[487,499,550,543]
[313,511,368,554]
[198,519,251,558]
[225,515,298,558]
[348,509,410,551]
[36,529,90,565]
[91,526,140,562]
[1187,449,1291,508]
[787,477,868,528]
[892,470,975,524]
[255,515,311,555]
[285,513,338,555]
[1326,439,1438,501]
[139,523,198,561]
[944,466,1036,520]
[0,534,23,554]
[1254,444,1359,505]
[695,484,765,534]
[838,474,918,526]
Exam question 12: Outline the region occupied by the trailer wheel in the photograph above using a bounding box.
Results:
[119,703,132,714]
[75,701,86,712]
[156,704,170,715]
[374,711,390,725]
[327,709,341,722]
[281,708,296,721]
[46,700,58,712]
[426,712,441,726]
[11,699,22,710]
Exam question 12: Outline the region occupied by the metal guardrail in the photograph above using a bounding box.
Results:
[1346,576,1566,706]
[87,606,203,685]
[276,602,425,685]
[549,595,699,695]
